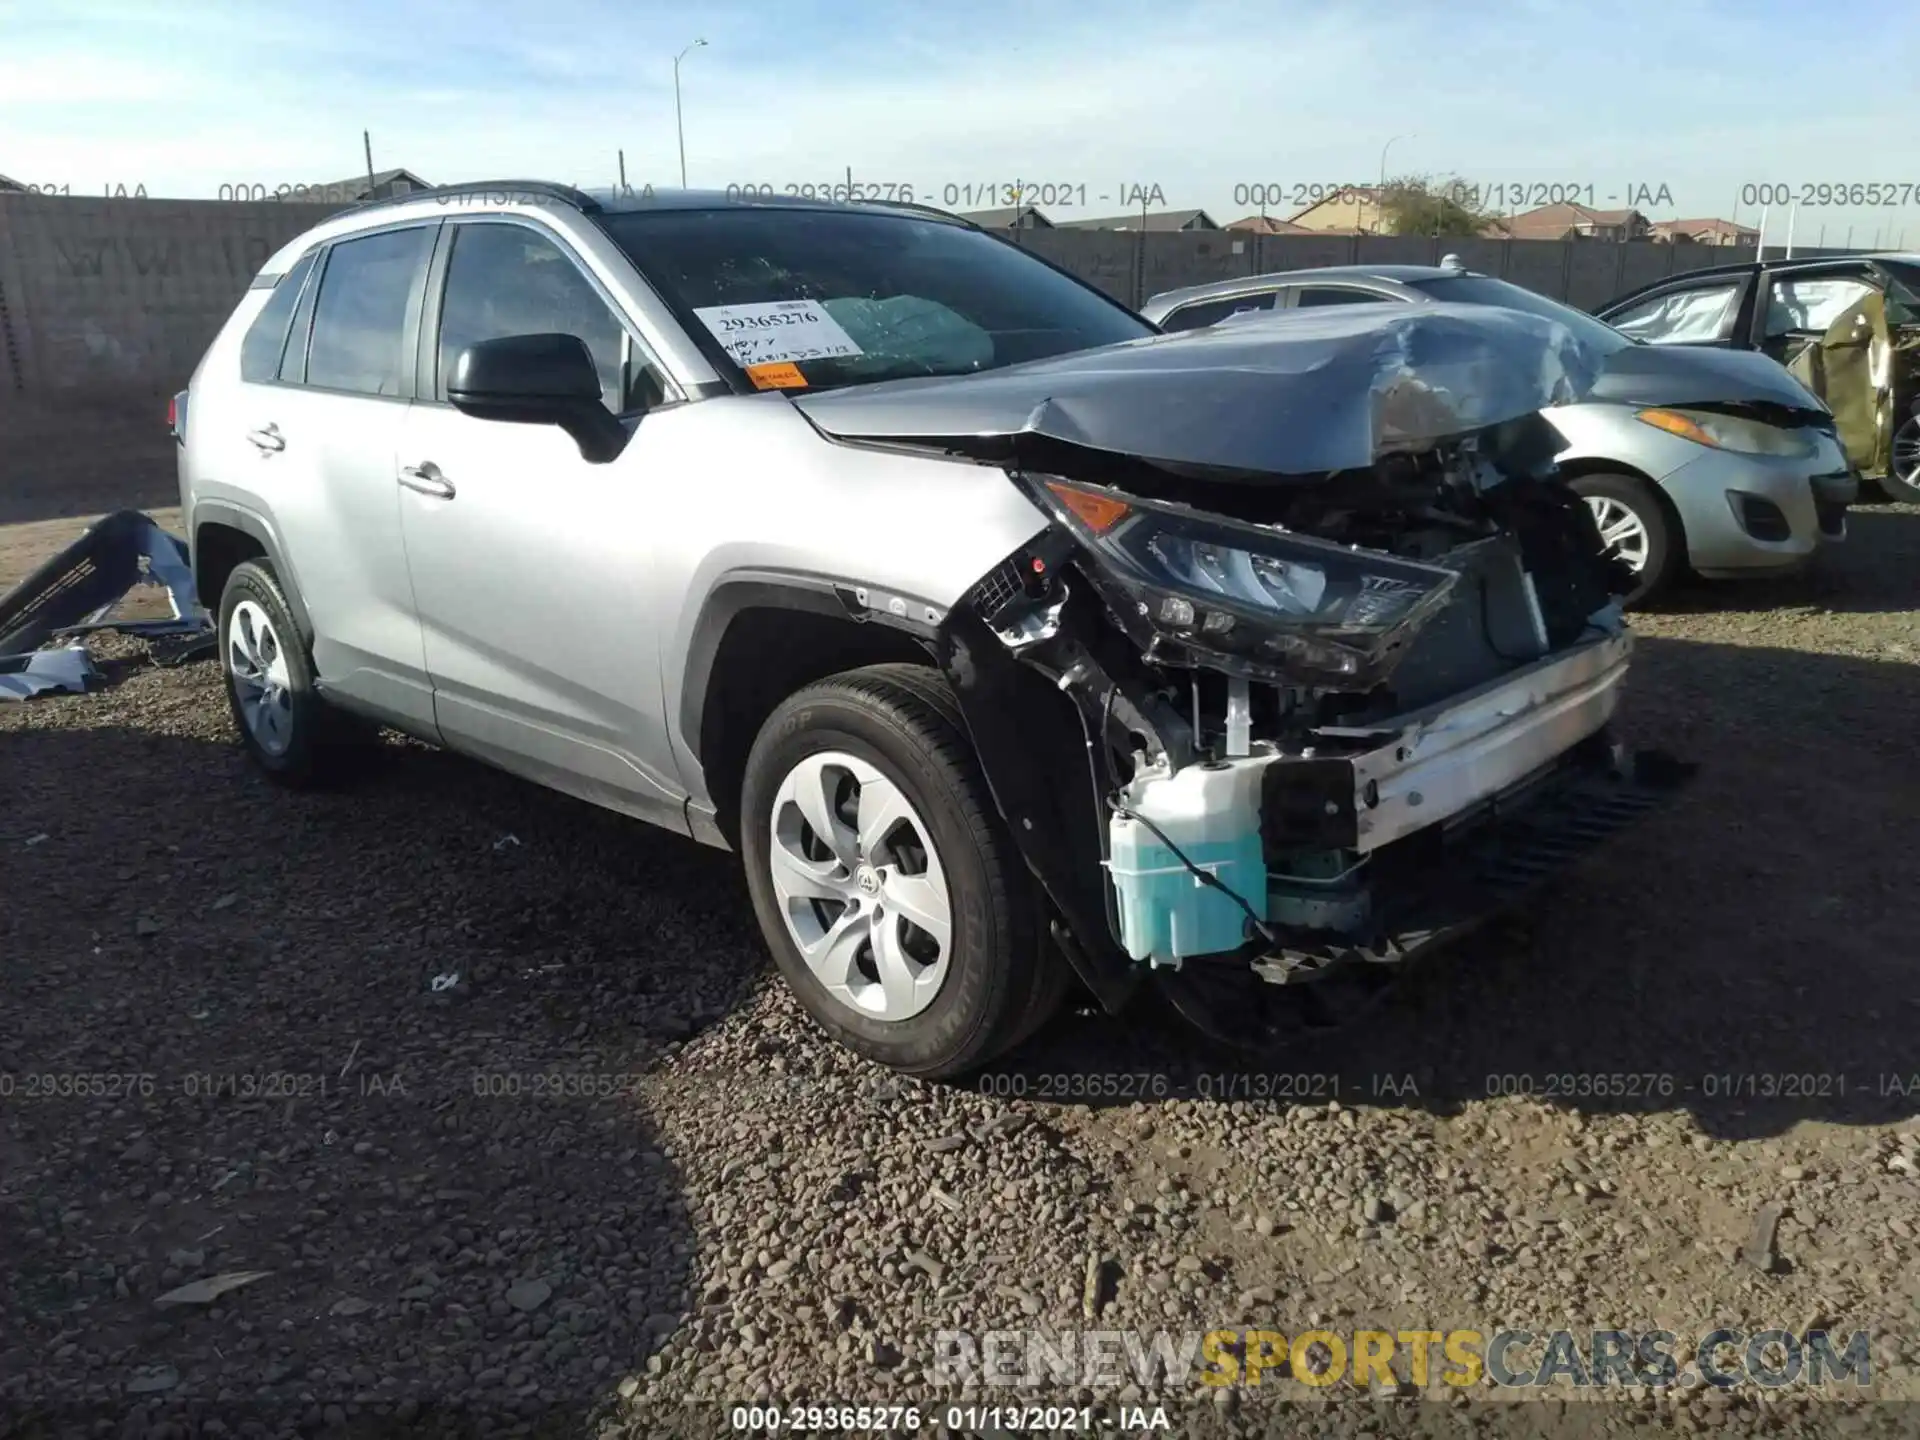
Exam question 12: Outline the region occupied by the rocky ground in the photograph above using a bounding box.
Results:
[2,500,1917,1439]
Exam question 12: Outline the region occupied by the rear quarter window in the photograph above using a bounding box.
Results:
[238,251,317,383]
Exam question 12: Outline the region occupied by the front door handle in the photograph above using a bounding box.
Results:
[246,424,284,453]
[398,463,455,500]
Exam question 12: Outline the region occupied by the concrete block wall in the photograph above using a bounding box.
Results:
[0,195,340,407]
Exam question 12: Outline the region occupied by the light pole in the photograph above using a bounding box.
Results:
[1377,133,1414,233]
[673,38,707,188]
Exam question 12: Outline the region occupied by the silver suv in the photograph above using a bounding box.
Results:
[176,183,1689,1075]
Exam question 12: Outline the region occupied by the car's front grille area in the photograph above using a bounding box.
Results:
[1810,471,1853,536]
[967,557,1026,625]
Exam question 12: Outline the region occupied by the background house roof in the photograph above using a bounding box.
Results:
[1053,208,1220,231]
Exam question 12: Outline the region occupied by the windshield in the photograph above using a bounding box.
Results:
[1405,274,1635,353]
[599,206,1154,392]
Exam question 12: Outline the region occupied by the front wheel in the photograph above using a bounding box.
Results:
[1569,473,1677,605]
[738,664,1063,1077]
[1880,415,1920,503]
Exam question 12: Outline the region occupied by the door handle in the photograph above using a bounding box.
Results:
[246,424,285,453]
[398,464,456,500]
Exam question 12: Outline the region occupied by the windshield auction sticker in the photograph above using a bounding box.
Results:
[692,300,864,367]
[744,361,808,390]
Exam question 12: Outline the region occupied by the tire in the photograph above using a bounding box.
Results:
[1879,415,1920,503]
[217,560,370,788]
[1568,472,1677,605]
[738,663,1064,1077]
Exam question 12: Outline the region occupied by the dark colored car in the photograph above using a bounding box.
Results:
[1597,253,1920,502]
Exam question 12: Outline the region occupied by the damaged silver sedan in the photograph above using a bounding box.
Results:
[177,186,1692,1075]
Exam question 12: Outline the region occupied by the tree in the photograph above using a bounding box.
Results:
[1376,173,1501,238]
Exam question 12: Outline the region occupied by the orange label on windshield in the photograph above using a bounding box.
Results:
[746,362,808,390]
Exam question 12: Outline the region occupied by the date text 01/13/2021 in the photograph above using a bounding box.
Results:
[728,1403,1173,1432]
[721,182,1168,210]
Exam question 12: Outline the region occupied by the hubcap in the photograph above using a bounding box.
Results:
[1893,416,1920,487]
[766,751,953,1022]
[227,599,294,756]
[1585,495,1651,573]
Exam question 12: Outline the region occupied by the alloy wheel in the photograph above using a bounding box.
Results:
[1585,494,1651,572]
[766,750,953,1022]
[227,598,294,755]
[1894,416,1920,490]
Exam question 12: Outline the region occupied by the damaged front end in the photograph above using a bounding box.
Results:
[911,306,1697,1045]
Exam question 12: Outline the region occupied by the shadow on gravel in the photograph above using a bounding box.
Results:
[1640,501,1920,618]
[0,725,740,1438]
[988,633,1920,1142]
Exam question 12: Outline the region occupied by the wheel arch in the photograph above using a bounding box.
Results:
[191,501,314,644]
[679,574,942,848]
[1555,458,1690,557]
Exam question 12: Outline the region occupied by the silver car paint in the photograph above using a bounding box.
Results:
[183,201,1052,847]
[1544,403,1849,573]
[1142,271,1844,577]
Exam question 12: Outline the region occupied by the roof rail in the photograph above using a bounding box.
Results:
[850,196,981,229]
[338,180,599,218]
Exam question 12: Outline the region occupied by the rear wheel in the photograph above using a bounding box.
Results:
[1569,473,1676,604]
[738,664,1065,1077]
[1881,415,1920,503]
[218,560,371,787]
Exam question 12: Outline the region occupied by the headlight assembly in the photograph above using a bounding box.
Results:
[1025,475,1461,687]
[1634,406,1817,458]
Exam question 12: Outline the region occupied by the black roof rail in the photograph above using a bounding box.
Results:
[338,180,600,219]
[851,196,982,229]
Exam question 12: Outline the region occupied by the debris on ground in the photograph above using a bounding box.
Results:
[0,509,212,701]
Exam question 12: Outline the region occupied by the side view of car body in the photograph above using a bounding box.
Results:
[1596,251,1920,503]
[1143,264,1857,601]
[176,185,1690,1076]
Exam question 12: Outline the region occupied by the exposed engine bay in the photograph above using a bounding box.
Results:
[936,418,1688,1042]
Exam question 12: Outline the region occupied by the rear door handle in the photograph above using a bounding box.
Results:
[398,464,455,500]
[246,424,284,453]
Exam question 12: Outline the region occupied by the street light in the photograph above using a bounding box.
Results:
[1377,133,1415,233]
[673,38,707,188]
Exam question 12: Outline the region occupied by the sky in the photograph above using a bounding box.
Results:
[3,0,1917,247]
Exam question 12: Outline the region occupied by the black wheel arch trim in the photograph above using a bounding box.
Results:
[677,569,951,772]
[190,500,315,645]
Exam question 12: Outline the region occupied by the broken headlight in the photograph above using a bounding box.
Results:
[1026,475,1460,686]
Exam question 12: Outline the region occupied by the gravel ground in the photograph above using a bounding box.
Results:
[2,500,1917,1438]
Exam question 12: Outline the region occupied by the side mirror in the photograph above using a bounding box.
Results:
[447,333,628,463]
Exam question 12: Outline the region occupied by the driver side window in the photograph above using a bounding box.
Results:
[435,223,666,414]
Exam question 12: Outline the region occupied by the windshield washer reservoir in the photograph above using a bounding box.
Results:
[1106,760,1270,966]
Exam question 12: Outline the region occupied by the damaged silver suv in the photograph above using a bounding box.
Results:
[176,184,1691,1075]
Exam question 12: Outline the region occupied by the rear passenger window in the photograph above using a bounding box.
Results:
[304,227,434,397]
[239,251,316,383]
[1160,293,1276,331]
[1295,286,1392,307]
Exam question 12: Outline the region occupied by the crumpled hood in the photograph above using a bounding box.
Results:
[1586,342,1829,416]
[792,301,1603,476]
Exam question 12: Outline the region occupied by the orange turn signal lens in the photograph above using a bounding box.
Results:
[1634,407,1717,447]
[1044,481,1132,535]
